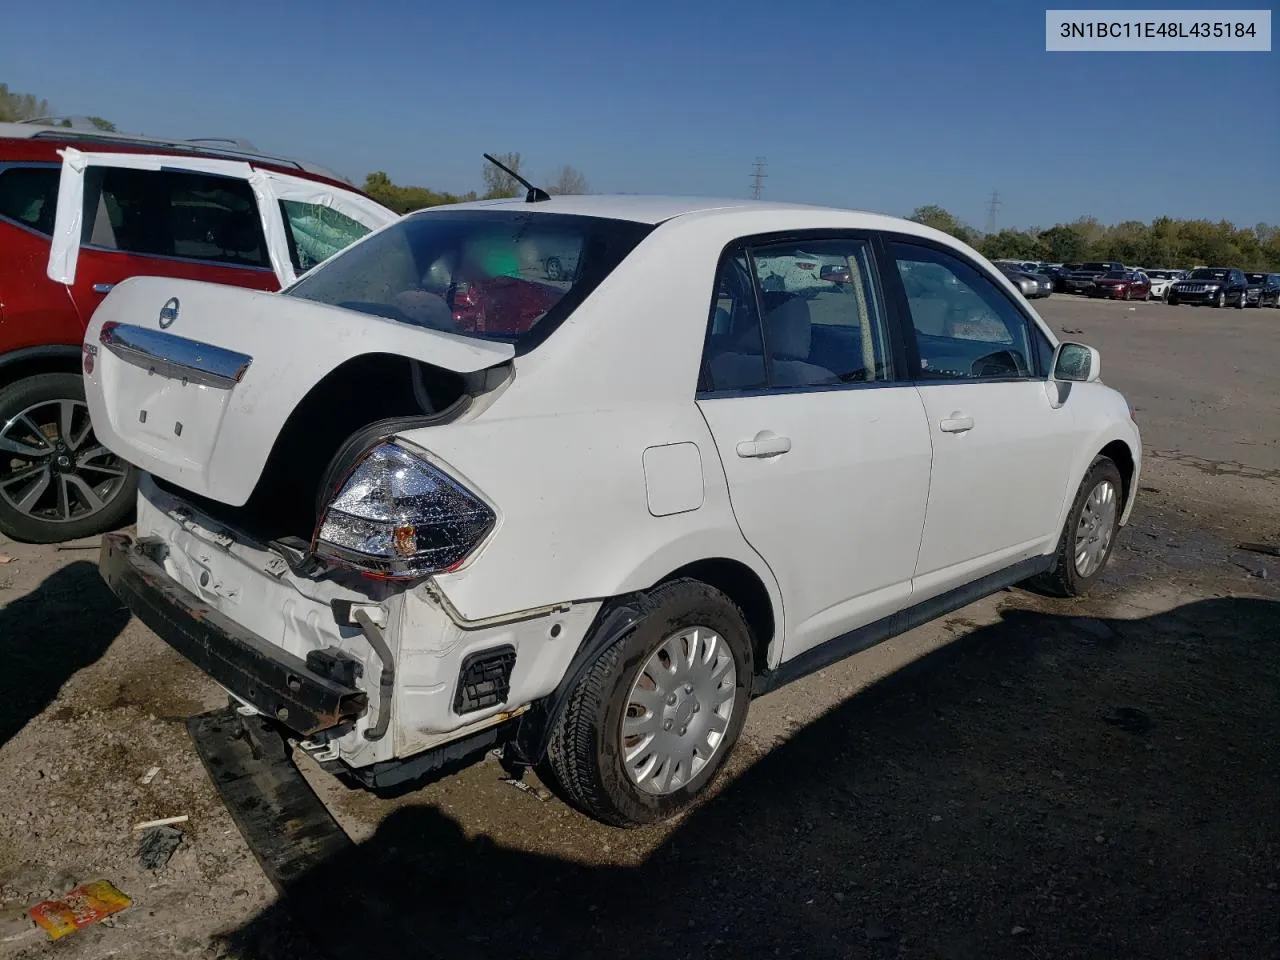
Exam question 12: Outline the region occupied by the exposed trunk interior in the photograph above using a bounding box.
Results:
[154,354,483,544]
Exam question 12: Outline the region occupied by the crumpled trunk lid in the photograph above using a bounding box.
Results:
[83,276,513,506]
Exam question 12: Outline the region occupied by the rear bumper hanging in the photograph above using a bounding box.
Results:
[99,533,368,735]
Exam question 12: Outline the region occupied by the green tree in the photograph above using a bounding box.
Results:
[545,164,589,196]
[362,171,476,214]
[1037,224,1087,262]
[979,229,1039,261]
[0,83,51,122]
[907,205,975,244]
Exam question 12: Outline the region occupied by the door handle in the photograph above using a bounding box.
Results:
[939,415,974,434]
[92,283,115,294]
[736,433,792,458]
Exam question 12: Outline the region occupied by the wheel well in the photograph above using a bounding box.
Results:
[0,351,82,392]
[1099,440,1135,510]
[658,558,775,673]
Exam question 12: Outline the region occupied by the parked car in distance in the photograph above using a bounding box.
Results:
[1168,267,1249,308]
[87,194,1141,827]
[996,262,1053,299]
[1144,269,1185,301]
[1061,261,1125,295]
[1244,272,1280,308]
[1089,269,1152,301]
[0,120,396,543]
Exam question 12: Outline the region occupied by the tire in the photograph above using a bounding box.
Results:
[1236,290,1246,309]
[1214,290,1225,308]
[1030,457,1124,598]
[542,579,754,827]
[0,373,137,543]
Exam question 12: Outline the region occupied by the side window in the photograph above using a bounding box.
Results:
[279,200,372,274]
[749,239,893,387]
[701,253,767,392]
[890,241,1036,380]
[0,166,59,235]
[81,167,270,269]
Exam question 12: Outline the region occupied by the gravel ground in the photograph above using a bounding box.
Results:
[0,295,1277,959]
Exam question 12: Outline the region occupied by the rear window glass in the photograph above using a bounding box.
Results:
[1189,269,1228,280]
[285,210,653,346]
[0,166,59,235]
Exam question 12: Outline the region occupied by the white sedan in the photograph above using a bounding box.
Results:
[84,195,1141,827]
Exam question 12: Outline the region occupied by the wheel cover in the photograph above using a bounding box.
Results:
[1074,479,1118,577]
[620,626,738,796]
[0,399,129,524]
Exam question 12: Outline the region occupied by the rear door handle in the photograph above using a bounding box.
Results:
[92,283,115,294]
[939,415,974,434]
[736,433,792,458]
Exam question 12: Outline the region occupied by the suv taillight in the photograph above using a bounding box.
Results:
[313,442,495,580]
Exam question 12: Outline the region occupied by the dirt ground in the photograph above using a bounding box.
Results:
[1,295,1277,960]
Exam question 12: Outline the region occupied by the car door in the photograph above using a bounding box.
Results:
[882,238,1081,601]
[696,236,932,662]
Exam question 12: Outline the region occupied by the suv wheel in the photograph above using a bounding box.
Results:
[543,579,754,827]
[1213,290,1225,308]
[1236,290,1247,309]
[1030,457,1123,598]
[0,374,137,543]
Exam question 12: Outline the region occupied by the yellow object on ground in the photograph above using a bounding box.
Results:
[28,880,132,940]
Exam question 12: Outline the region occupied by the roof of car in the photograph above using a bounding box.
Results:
[0,120,347,183]
[414,193,946,233]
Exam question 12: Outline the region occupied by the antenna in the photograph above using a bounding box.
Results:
[985,190,1001,234]
[750,156,768,200]
[483,153,550,203]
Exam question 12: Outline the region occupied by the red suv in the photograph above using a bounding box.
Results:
[0,121,394,542]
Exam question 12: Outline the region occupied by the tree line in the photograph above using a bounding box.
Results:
[4,80,1273,268]
[909,204,1280,272]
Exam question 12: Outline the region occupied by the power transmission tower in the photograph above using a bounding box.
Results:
[985,190,1001,234]
[750,157,768,200]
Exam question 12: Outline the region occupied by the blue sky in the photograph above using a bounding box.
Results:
[3,0,1276,229]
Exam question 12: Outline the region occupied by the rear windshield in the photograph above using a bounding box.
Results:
[1189,269,1228,280]
[284,209,653,347]
[1146,270,1172,279]
[1101,271,1129,279]
[1245,273,1266,282]
[1080,262,1113,271]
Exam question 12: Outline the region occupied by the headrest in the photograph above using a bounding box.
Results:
[763,296,811,361]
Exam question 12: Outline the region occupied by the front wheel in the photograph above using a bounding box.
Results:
[543,579,754,827]
[1214,290,1226,308]
[1030,457,1124,598]
[0,373,137,543]
[1237,291,1247,309]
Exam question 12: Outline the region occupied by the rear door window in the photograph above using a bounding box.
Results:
[0,166,59,235]
[81,167,270,268]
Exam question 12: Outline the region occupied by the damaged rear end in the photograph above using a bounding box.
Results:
[87,208,651,784]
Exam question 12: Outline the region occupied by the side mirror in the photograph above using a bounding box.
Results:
[820,264,851,283]
[1052,341,1101,383]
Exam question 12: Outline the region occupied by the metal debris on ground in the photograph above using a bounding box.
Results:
[132,814,188,830]
[1238,542,1280,557]
[27,880,132,941]
[138,766,161,785]
[501,777,550,802]
[137,825,184,870]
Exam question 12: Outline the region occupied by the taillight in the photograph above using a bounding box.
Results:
[313,442,495,580]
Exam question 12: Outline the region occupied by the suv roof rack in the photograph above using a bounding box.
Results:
[0,118,345,183]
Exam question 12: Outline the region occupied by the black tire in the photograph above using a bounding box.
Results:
[542,579,754,827]
[1029,457,1124,599]
[1236,291,1246,309]
[1213,290,1225,308]
[0,373,137,543]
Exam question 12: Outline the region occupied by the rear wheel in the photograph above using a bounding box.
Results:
[0,373,137,543]
[1030,457,1123,598]
[543,579,754,827]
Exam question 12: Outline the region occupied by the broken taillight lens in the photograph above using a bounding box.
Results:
[313,442,495,579]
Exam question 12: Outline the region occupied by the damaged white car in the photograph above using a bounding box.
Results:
[87,195,1141,827]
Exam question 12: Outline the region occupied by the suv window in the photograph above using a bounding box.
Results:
[891,240,1045,380]
[81,167,270,269]
[280,200,372,274]
[702,238,894,392]
[0,166,59,235]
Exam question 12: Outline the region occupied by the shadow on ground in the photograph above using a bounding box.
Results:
[220,597,1280,960]
[0,560,130,748]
